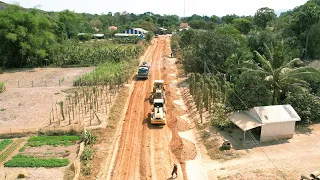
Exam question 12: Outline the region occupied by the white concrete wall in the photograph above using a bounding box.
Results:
[260,121,296,142]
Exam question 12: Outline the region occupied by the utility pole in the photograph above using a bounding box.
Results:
[184,0,186,18]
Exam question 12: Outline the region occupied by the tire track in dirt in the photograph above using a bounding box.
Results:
[110,40,156,180]
[139,40,161,180]
[110,36,189,180]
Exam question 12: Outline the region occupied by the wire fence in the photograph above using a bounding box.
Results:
[2,79,73,88]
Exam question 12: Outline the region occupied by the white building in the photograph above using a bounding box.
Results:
[228,104,301,143]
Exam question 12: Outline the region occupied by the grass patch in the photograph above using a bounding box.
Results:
[73,59,138,86]
[0,81,5,93]
[4,154,69,167]
[0,139,13,151]
[26,135,80,147]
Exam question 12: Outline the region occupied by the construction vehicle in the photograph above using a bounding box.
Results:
[137,62,150,79]
[150,80,165,104]
[152,80,165,93]
[150,99,166,125]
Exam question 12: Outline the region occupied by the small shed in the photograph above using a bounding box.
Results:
[228,105,301,143]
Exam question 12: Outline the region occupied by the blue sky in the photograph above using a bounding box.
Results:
[4,0,308,17]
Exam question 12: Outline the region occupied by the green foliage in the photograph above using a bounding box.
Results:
[49,41,142,67]
[0,139,25,163]
[250,42,320,104]
[145,32,153,42]
[81,131,96,145]
[0,139,13,151]
[222,14,239,24]
[113,36,140,44]
[228,71,272,110]
[189,19,208,29]
[211,103,232,129]
[0,6,56,68]
[0,81,5,93]
[78,33,93,41]
[181,26,245,74]
[254,7,276,29]
[285,92,320,124]
[19,146,25,152]
[27,135,80,147]
[4,154,69,167]
[81,146,94,161]
[73,58,138,86]
[232,18,252,34]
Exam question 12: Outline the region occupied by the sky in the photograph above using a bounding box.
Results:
[3,0,308,17]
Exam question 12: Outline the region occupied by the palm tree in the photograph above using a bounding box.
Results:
[244,41,320,105]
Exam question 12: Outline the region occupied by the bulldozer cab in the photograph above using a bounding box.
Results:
[153,80,164,93]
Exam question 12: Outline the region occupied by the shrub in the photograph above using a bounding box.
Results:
[285,92,320,124]
[81,146,94,161]
[17,174,25,178]
[81,131,96,145]
[78,33,92,41]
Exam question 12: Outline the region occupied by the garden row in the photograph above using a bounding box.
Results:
[0,134,85,168]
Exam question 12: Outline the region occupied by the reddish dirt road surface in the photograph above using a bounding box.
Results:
[108,36,197,180]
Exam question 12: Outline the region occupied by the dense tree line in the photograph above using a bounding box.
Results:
[172,0,320,125]
[0,3,180,69]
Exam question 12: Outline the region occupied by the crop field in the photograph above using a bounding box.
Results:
[26,135,80,147]
[4,154,70,167]
[0,139,25,164]
[3,136,79,168]
[0,139,13,151]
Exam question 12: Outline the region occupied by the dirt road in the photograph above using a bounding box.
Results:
[109,36,194,180]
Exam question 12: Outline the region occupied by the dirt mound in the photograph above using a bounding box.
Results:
[170,130,197,163]
[181,139,197,161]
[175,116,191,131]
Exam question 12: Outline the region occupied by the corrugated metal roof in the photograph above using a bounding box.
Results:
[228,112,263,131]
[229,104,301,131]
[250,104,301,124]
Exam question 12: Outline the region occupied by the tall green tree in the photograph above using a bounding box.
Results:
[254,7,276,29]
[295,2,320,60]
[232,18,252,34]
[0,5,56,67]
